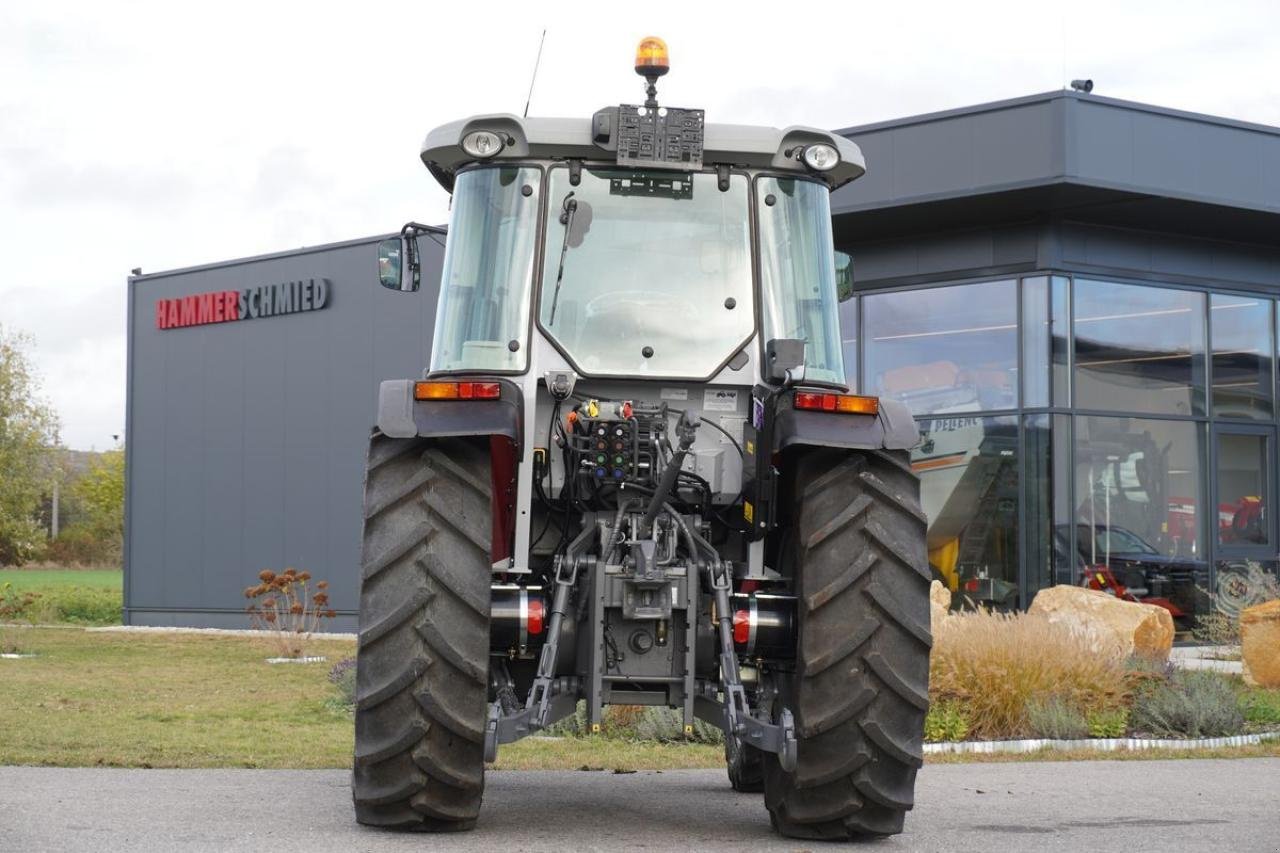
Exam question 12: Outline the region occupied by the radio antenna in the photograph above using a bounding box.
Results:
[523,29,547,118]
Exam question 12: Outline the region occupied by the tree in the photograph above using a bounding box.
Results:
[0,325,60,564]
[70,446,125,543]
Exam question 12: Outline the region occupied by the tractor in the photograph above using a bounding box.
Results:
[353,37,930,840]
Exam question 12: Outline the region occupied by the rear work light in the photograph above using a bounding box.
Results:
[413,381,502,401]
[793,390,879,415]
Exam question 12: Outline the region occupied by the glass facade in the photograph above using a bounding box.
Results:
[845,271,1280,629]
[863,280,1017,415]
[1073,280,1206,416]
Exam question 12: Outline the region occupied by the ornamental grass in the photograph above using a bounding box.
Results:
[930,609,1130,739]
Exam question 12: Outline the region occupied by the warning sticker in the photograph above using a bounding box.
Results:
[703,388,739,412]
[660,388,688,401]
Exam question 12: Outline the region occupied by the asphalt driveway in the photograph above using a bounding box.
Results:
[2,759,1276,852]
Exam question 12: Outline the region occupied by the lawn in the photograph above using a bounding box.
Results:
[0,628,1275,771]
[0,628,723,771]
[0,568,121,591]
[0,568,122,625]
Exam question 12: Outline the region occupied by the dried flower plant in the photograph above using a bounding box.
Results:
[244,568,337,658]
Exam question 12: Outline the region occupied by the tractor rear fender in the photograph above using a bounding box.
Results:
[376,378,523,445]
[774,396,918,453]
[375,378,522,565]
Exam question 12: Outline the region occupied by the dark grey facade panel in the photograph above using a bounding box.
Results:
[125,237,444,628]
[845,224,1041,288]
[1057,222,1280,290]
[848,220,1280,293]
[834,100,1063,214]
[1071,99,1280,213]
[833,91,1280,220]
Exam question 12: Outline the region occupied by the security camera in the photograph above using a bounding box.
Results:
[1070,79,1094,94]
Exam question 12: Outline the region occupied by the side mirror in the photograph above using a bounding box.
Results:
[835,250,854,302]
[377,237,419,292]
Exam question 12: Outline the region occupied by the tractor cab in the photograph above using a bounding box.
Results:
[378,36,864,389]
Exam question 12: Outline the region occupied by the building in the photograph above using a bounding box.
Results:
[125,90,1280,630]
[125,236,444,630]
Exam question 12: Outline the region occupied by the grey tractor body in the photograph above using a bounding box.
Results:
[353,73,931,840]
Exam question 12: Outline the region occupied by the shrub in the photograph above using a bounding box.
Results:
[244,568,337,658]
[1087,707,1130,738]
[1026,697,1090,740]
[328,657,357,709]
[923,700,970,742]
[0,582,41,653]
[930,610,1129,739]
[632,707,723,744]
[33,586,121,625]
[1239,689,1280,727]
[41,526,122,567]
[1131,670,1245,738]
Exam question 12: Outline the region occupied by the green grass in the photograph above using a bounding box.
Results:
[926,742,1280,763]
[0,569,122,625]
[0,628,725,771]
[0,628,355,768]
[0,569,121,591]
[1240,688,1280,726]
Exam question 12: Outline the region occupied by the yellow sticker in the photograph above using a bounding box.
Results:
[745,439,755,456]
[743,501,754,523]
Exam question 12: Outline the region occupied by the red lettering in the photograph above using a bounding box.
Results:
[213,293,225,322]
[167,301,179,328]
[155,300,167,329]
[197,293,213,324]
[180,296,196,327]
[223,291,239,321]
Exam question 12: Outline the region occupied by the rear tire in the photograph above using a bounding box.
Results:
[352,433,493,832]
[763,448,930,839]
[727,742,765,792]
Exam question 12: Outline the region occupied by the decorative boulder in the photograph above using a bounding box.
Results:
[1241,599,1280,688]
[930,580,951,636]
[1028,585,1174,661]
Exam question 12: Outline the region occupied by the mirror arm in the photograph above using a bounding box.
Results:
[399,222,446,290]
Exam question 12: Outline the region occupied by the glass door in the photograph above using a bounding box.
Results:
[1211,425,1276,620]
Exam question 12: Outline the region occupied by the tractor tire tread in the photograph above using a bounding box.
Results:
[352,434,491,833]
[764,448,929,841]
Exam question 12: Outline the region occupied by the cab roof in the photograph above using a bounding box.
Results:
[420,112,865,192]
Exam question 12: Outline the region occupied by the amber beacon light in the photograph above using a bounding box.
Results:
[634,36,670,77]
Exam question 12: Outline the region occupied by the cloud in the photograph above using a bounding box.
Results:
[1,1,1277,449]
[7,152,196,211]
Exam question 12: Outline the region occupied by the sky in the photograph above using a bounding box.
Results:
[2,1,1278,450]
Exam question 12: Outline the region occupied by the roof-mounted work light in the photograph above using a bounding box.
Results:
[461,130,504,159]
[802,143,840,172]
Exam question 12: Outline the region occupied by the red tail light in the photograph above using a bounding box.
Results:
[793,391,879,415]
[414,381,502,401]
